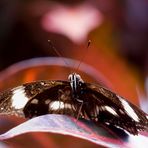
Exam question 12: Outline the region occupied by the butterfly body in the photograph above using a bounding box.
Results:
[0,73,148,135]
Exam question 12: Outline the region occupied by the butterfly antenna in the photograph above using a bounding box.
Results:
[75,40,91,72]
[48,40,70,67]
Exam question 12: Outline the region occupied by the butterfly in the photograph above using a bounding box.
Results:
[0,73,148,135]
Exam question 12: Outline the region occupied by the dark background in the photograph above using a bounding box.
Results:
[0,0,148,73]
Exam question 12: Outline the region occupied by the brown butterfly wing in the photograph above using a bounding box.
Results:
[0,80,76,118]
[1,79,148,135]
[81,83,148,135]
[23,81,80,118]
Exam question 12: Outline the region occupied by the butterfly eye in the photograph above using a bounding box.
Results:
[68,74,72,82]
[75,74,84,83]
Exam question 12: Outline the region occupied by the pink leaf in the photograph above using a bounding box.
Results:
[0,115,147,147]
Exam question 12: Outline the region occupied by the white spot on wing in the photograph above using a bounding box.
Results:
[118,95,139,122]
[45,99,50,105]
[65,103,72,109]
[31,99,38,104]
[104,106,118,116]
[96,106,99,114]
[50,101,64,110]
[119,109,124,114]
[11,86,29,109]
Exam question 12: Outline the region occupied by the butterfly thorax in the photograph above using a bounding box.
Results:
[68,73,85,103]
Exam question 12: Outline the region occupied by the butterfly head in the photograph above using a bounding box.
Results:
[68,73,84,88]
[68,73,84,101]
[68,73,83,82]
